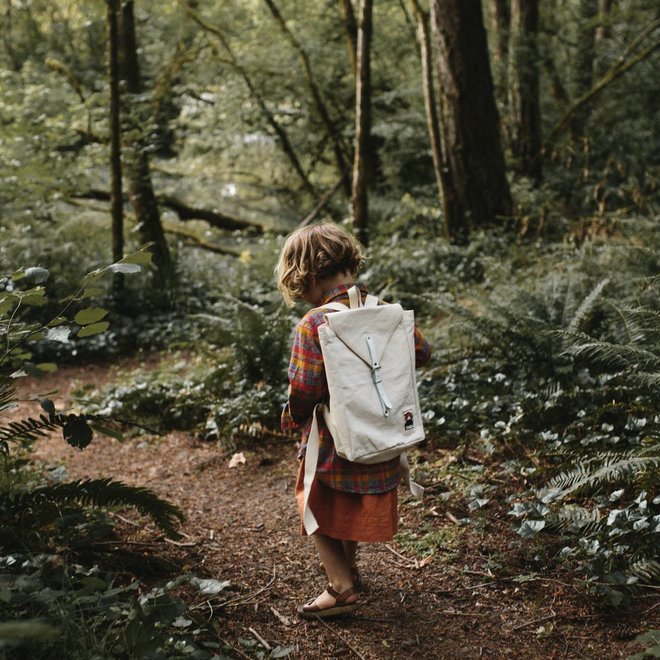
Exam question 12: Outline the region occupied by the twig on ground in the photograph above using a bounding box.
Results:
[511,611,557,632]
[270,606,293,627]
[446,511,461,524]
[384,544,417,566]
[163,537,197,547]
[248,627,271,651]
[222,568,277,608]
[313,616,366,660]
[439,610,490,617]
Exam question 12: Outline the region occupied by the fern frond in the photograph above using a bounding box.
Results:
[567,278,610,333]
[545,505,604,535]
[564,341,660,372]
[0,478,184,539]
[0,375,15,411]
[629,558,660,584]
[0,414,62,443]
[551,453,660,497]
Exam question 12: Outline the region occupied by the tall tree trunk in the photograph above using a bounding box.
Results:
[107,0,124,297]
[430,0,512,242]
[508,0,542,181]
[263,0,351,195]
[338,0,358,77]
[409,0,453,224]
[118,0,174,292]
[351,0,373,246]
[570,0,598,139]
[490,0,510,109]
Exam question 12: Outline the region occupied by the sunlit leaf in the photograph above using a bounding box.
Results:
[46,327,71,343]
[517,520,546,538]
[120,251,152,266]
[23,267,50,284]
[107,263,141,274]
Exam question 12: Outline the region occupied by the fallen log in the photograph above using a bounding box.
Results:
[72,189,263,234]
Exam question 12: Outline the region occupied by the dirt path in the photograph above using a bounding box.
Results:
[17,361,658,659]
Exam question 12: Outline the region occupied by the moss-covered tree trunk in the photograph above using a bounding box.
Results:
[430,0,512,242]
[508,0,541,181]
[118,0,174,293]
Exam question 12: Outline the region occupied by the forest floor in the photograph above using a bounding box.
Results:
[18,356,659,660]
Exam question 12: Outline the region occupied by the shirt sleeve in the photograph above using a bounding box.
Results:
[280,312,328,431]
[414,326,432,368]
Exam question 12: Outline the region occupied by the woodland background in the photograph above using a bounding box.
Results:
[0,0,659,657]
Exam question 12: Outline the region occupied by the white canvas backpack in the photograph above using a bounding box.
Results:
[302,285,425,534]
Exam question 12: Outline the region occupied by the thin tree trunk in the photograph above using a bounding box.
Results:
[508,0,541,181]
[188,8,315,197]
[338,0,358,76]
[263,0,351,195]
[107,0,124,297]
[490,0,510,108]
[351,0,373,246]
[409,0,452,223]
[118,0,174,292]
[570,0,598,139]
[430,0,512,242]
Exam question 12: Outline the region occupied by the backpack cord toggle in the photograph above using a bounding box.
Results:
[365,335,393,417]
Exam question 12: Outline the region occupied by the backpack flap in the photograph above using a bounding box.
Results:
[322,304,404,365]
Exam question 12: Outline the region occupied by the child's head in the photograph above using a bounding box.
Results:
[276,223,365,307]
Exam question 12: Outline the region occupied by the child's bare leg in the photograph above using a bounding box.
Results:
[309,534,357,609]
[342,541,358,569]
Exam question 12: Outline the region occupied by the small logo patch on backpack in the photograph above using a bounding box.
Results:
[403,411,414,431]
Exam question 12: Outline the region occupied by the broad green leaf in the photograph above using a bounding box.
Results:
[77,321,110,337]
[48,317,67,327]
[20,288,47,307]
[517,520,546,538]
[108,263,141,274]
[0,296,14,315]
[120,251,152,266]
[189,577,231,595]
[46,327,71,343]
[74,307,108,325]
[63,415,93,449]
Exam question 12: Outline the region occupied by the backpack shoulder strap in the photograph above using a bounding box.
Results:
[347,285,379,309]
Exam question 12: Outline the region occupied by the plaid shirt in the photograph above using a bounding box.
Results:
[281,283,432,494]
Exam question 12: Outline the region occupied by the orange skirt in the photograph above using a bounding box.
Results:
[295,460,398,542]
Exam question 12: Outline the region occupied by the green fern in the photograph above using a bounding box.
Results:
[550,451,660,497]
[0,478,184,541]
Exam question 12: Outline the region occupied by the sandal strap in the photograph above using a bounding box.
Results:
[327,585,357,603]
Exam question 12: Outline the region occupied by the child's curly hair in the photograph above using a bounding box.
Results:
[276,223,365,307]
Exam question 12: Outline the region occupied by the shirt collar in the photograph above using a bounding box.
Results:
[320,282,367,305]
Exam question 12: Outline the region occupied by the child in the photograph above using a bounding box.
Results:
[276,223,431,618]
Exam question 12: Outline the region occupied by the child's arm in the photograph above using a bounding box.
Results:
[281,314,327,430]
[414,326,432,368]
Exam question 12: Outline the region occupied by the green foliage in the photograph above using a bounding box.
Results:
[0,556,233,658]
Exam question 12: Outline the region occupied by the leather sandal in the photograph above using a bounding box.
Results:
[297,585,360,619]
